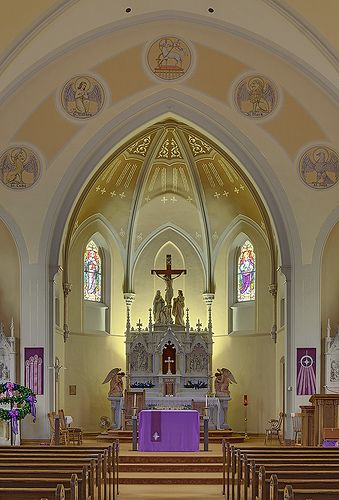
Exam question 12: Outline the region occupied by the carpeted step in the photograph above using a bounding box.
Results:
[120,455,223,463]
[118,471,223,484]
[119,463,223,472]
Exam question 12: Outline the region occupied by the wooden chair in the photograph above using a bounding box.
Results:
[58,409,83,445]
[265,411,283,444]
[47,412,69,445]
[291,412,302,445]
[121,390,145,430]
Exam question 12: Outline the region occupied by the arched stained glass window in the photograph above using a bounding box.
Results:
[237,240,255,302]
[84,240,102,302]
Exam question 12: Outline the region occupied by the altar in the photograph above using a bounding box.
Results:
[138,410,200,452]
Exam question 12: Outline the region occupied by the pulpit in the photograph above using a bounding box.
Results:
[301,394,339,446]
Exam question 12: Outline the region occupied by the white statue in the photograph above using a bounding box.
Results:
[172,290,185,326]
[152,290,169,324]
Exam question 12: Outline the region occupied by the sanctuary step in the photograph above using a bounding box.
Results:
[96,429,244,444]
[118,453,225,484]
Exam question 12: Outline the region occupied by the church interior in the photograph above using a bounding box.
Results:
[0,1,338,498]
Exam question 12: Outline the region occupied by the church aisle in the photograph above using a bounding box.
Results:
[118,484,224,499]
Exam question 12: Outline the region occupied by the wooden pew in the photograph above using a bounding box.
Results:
[0,442,118,500]
[269,472,339,500]
[0,443,118,498]
[0,474,77,500]
[0,446,116,499]
[227,444,339,500]
[258,464,339,500]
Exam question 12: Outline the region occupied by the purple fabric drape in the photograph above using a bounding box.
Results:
[9,408,19,434]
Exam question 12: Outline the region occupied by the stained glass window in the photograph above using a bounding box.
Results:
[237,240,255,302]
[84,240,102,302]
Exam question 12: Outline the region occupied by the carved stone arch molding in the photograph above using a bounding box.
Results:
[46,93,297,275]
[45,96,296,425]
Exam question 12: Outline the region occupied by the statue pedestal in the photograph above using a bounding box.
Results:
[217,395,231,429]
[108,396,123,429]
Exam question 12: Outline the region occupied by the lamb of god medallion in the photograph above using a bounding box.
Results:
[0,146,41,190]
[61,76,105,119]
[235,74,278,118]
[147,36,191,81]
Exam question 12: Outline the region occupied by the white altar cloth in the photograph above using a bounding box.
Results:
[145,396,222,429]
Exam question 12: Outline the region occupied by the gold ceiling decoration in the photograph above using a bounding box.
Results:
[73,120,267,249]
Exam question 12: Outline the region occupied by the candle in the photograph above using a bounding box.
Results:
[205,394,208,407]
[133,393,137,408]
[327,318,331,338]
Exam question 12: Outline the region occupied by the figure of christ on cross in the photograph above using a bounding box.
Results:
[165,356,174,375]
[151,254,187,321]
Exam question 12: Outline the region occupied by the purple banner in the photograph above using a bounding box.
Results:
[296,348,316,396]
[24,348,44,395]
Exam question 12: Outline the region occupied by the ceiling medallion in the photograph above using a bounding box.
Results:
[146,36,192,81]
[234,74,278,119]
[61,75,105,119]
[298,146,338,189]
[0,145,41,190]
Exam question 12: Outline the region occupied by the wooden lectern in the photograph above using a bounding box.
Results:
[301,394,339,446]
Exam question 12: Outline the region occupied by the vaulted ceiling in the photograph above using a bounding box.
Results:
[73,120,267,259]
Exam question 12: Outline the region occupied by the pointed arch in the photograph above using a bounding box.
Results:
[83,239,102,302]
[237,239,256,302]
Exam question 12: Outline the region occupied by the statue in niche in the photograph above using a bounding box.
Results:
[330,360,339,382]
[130,343,148,372]
[214,368,237,397]
[172,289,185,326]
[102,368,125,396]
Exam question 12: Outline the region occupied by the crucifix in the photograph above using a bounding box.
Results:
[151,255,187,319]
[165,356,174,374]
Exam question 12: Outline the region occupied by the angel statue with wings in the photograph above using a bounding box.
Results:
[102,368,125,396]
[214,368,237,397]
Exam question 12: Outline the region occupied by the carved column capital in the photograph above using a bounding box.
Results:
[62,282,72,296]
[202,293,215,306]
[124,293,136,307]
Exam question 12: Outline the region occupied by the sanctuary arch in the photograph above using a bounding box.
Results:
[51,118,292,435]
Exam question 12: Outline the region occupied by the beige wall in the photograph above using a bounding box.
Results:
[63,213,278,433]
[321,221,339,334]
[0,219,20,380]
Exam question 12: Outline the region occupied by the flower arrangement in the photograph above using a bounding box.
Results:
[0,382,37,434]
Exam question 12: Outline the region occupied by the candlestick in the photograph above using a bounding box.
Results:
[243,394,249,439]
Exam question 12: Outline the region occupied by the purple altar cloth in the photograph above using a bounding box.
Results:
[138,410,200,452]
